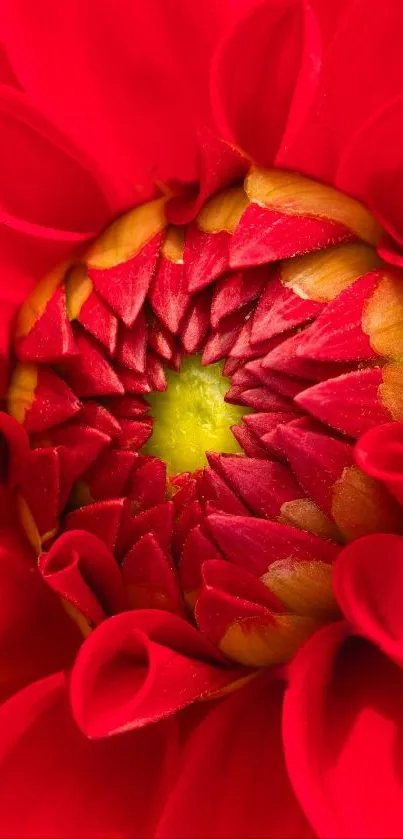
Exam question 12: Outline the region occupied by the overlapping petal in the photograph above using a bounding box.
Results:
[284,625,403,839]
[0,672,180,838]
[157,671,314,838]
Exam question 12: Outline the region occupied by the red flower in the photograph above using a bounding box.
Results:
[1,1,403,837]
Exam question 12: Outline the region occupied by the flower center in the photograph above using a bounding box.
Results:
[142,355,247,475]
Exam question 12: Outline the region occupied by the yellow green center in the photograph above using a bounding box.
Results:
[143,355,248,475]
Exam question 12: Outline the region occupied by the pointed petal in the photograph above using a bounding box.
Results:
[207,514,338,576]
[66,265,118,355]
[116,310,147,373]
[64,331,124,397]
[208,453,303,518]
[127,457,167,512]
[179,288,212,354]
[89,232,163,327]
[211,266,269,328]
[297,270,381,362]
[16,284,76,363]
[149,227,190,334]
[279,424,403,539]
[122,533,182,615]
[8,364,81,433]
[296,366,392,437]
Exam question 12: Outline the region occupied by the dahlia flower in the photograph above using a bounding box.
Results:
[0,0,403,836]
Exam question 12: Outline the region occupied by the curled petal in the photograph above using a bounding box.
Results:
[334,533,403,664]
[355,422,403,506]
[284,623,403,838]
[70,609,245,737]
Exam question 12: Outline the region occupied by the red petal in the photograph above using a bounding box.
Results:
[73,283,118,355]
[230,204,352,269]
[116,364,151,394]
[185,225,230,293]
[106,394,150,419]
[199,466,249,515]
[211,267,269,328]
[230,386,294,413]
[334,533,403,665]
[180,288,212,354]
[202,305,248,365]
[85,449,137,501]
[297,271,379,362]
[0,520,80,700]
[148,316,175,361]
[16,285,76,363]
[262,329,354,381]
[78,401,121,438]
[244,411,298,441]
[45,422,111,494]
[39,530,127,624]
[117,418,153,451]
[157,672,313,838]
[231,423,272,459]
[229,315,278,360]
[147,351,167,392]
[252,270,322,343]
[122,533,183,615]
[166,126,248,224]
[208,453,303,518]
[21,367,81,433]
[173,500,204,558]
[88,234,162,327]
[20,447,61,542]
[127,457,167,511]
[149,252,190,334]
[65,331,124,397]
[70,609,242,736]
[284,624,403,838]
[210,0,321,170]
[296,367,391,438]
[116,309,147,373]
[280,423,402,539]
[65,498,132,556]
[356,422,403,506]
[179,524,223,606]
[207,513,337,576]
[0,672,179,837]
[129,501,174,555]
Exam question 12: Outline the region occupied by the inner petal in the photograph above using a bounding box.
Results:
[143,354,248,475]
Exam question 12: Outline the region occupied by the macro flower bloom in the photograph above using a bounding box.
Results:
[1,0,403,837]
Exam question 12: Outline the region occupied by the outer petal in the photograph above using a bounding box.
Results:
[157,671,314,838]
[334,533,403,666]
[336,96,403,248]
[0,494,80,700]
[0,671,179,838]
[284,623,403,839]
[210,0,322,166]
[1,0,256,205]
[284,0,403,209]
